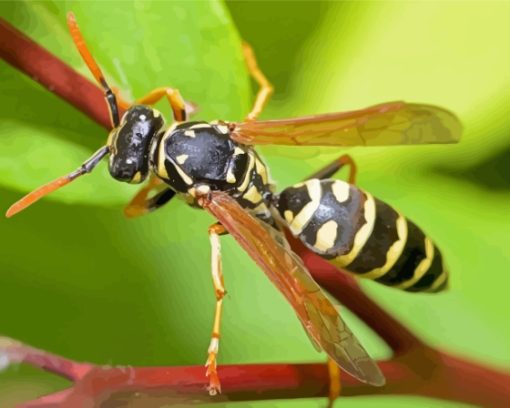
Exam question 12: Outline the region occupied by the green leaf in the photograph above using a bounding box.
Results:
[0,0,250,207]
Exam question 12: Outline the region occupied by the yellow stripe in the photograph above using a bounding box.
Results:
[331,192,376,267]
[243,185,263,204]
[356,215,408,279]
[237,152,255,193]
[289,179,321,235]
[172,160,193,185]
[157,131,172,179]
[392,237,434,290]
[190,123,212,130]
[226,167,236,183]
[255,158,269,184]
[426,268,448,292]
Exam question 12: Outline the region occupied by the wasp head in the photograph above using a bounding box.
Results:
[107,105,165,184]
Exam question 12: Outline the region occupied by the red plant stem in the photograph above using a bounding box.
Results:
[2,337,509,407]
[1,16,510,408]
[0,337,91,382]
[0,18,112,129]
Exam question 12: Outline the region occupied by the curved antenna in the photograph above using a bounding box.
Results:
[67,12,120,127]
[6,146,109,218]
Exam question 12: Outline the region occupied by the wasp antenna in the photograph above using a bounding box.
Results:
[66,12,120,127]
[6,146,109,218]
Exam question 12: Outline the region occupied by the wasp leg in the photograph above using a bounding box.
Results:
[124,176,175,218]
[206,223,228,396]
[327,358,341,408]
[112,87,197,119]
[136,87,187,122]
[305,154,357,184]
[242,42,274,121]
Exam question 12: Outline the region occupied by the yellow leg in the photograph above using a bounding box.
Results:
[327,358,341,408]
[137,87,187,122]
[206,223,227,395]
[242,42,274,121]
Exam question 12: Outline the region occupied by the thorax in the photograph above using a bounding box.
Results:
[150,121,276,222]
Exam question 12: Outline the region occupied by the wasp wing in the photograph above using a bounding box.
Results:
[232,101,461,147]
[202,191,385,386]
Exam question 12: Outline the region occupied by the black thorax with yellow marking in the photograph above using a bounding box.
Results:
[151,121,275,222]
[274,179,448,293]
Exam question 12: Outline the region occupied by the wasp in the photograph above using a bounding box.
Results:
[6,12,461,398]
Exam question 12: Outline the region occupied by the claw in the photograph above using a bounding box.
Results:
[327,358,341,408]
[205,352,222,395]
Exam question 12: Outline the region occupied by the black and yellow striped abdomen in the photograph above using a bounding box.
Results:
[275,179,448,293]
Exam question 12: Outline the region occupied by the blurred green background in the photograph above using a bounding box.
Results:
[1,1,509,407]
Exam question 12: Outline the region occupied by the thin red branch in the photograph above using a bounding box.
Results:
[2,337,509,407]
[0,337,91,382]
[0,18,111,128]
[1,16,509,408]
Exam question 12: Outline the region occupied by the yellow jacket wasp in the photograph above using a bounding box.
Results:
[6,12,462,397]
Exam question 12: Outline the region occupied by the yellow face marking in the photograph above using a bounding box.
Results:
[332,181,350,203]
[255,159,269,184]
[243,185,263,204]
[153,109,162,118]
[284,210,294,223]
[357,215,408,279]
[184,130,195,138]
[130,171,143,184]
[313,220,338,253]
[234,147,245,156]
[331,192,376,267]
[426,268,448,292]
[237,152,255,193]
[392,237,434,290]
[190,123,211,130]
[289,179,321,236]
[176,154,188,164]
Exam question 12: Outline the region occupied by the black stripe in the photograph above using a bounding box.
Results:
[276,183,312,218]
[375,220,426,286]
[405,247,446,292]
[346,199,400,274]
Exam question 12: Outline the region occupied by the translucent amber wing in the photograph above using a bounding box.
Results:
[202,191,385,386]
[232,101,461,146]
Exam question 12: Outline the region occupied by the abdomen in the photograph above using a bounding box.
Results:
[275,179,448,293]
